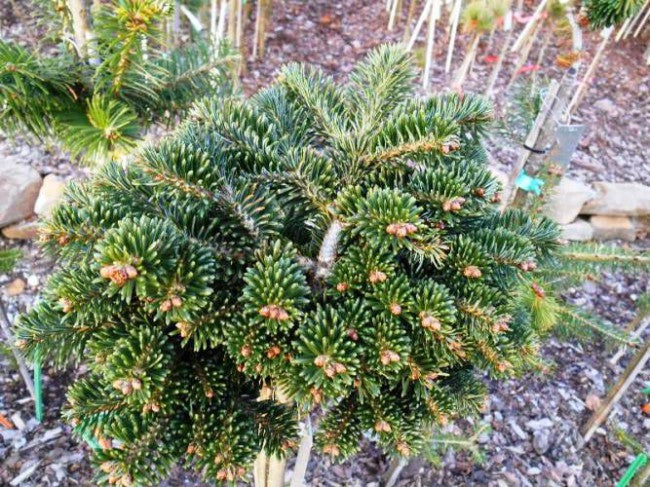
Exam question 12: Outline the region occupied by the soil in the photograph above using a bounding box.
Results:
[1,0,649,486]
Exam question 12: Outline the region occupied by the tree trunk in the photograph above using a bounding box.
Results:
[68,0,90,58]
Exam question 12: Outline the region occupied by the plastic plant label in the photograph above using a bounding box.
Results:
[515,172,544,194]
[551,124,586,168]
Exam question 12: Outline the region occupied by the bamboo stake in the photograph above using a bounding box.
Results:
[623,0,649,37]
[581,342,650,443]
[452,33,480,89]
[445,0,462,72]
[407,0,434,50]
[384,458,409,487]
[610,318,649,365]
[633,4,650,36]
[254,387,291,487]
[228,0,237,44]
[288,416,313,487]
[615,17,632,41]
[530,25,551,85]
[388,0,401,30]
[210,0,218,41]
[505,18,543,90]
[485,18,513,97]
[252,0,262,59]
[402,0,420,42]
[67,0,90,58]
[510,0,549,52]
[422,0,439,88]
[0,299,35,400]
[236,0,243,48]
[566,26,613,117]
[180,5,204,32]
[216,0,227,41]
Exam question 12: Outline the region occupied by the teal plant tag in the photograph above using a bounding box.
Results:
[33,347,43,422]
[515,171,544,195]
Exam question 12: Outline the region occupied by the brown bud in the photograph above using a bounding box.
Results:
[151,403,160,413]
[14,338,27,349]
[346,328,359,341]
[314,354,328,367]
[266,345,281,359]
[176,321,191,338]
[420,312,441,331]
[259,305,271,318]
[100,462,115,473]
[160,300,173,312]
[404,223,418,234]
[519,260,537,272]
[131,378,142,390]
[443,197,466,212]
[531,282,545,298]
[323,444,340,457]
[389,303,402,316]
[58,234,70,246]
[236,363,246,372]
[336,282,349,292]
[497,361,511,373]
[380,349,400,365]
[241,345,252,358]
[473,187,486,198]
[386,223,400,235]
[205,388,214,398]
[324,364,336,378]
[187,444,197,454]
[333,362,347,374]
[310,387,322,403]
[170,295,183,308]
[98,437,112,450]
[121,383,133,395]
[490,193,502,204]
[396,442,411,457]
[374,420,392,432]
[216,470,227,481]
[59,297,74,313]
[463,265,482,278]
[368,270,388,284]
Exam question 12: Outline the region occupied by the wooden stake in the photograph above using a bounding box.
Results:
[254,386,291,487]
[610,317,649,365]
[452,33,480,89]
[210,0,218,42]
[623,0,649,37]
[252,0,262,59]
[422,0,439,89]
[384,458,409,487]
[0,299,35,400]
[216,0,227,41]
[402,0,420,42]
[566,27,613,117]
[633,3,650,36]
[388,0,401,30]
[581,342,650,443]
[228,0,237,44]
[407,0,434,50]
[510,0,549,52]
[485,27,513,97]
[288,416,313,487]
[445,0,462,72]
[505,18,543,90]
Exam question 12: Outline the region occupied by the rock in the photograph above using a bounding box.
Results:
[590,215,636,241]
[34,174,66,217]
[527,467,542,476]
[27,275,39,287]
[525,418,554,430]
[544,178,596,225]
[0,162,42,227]
[585,394,601,411]
[533,429,551,455]
[593,98,617,116]
[4,278,26,296]
[582,182,650,216]
[561,219,593,241]
[1,219,40,240]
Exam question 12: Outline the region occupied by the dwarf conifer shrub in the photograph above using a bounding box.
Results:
[17,45,565,485]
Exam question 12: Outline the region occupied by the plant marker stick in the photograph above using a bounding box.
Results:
[407,0,434,50]
[452,33,480,89]
[506,18,542,90]
[0,300,35,399]
[617,453,647,487]
[485,10,513,96]
[422,0,439,88]
[623,0,649,37]
[210,0,218,42]
[445,0,462,72]
[511,0,549,52]
[388,0,401,30]
[34,347,43,422]
[252,0,262,58]
[633,3,650,36]
[403,0,420,42]
[216,0,227,40]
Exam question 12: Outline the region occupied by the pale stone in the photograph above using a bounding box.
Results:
[544,178,596,225]
[590,215,636,241]
[561,219,594,241]
[34,174,66,217]
[4,278,26,296]
[582,182,650,216]
[0,162,42,227]
[1,219,40,240]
